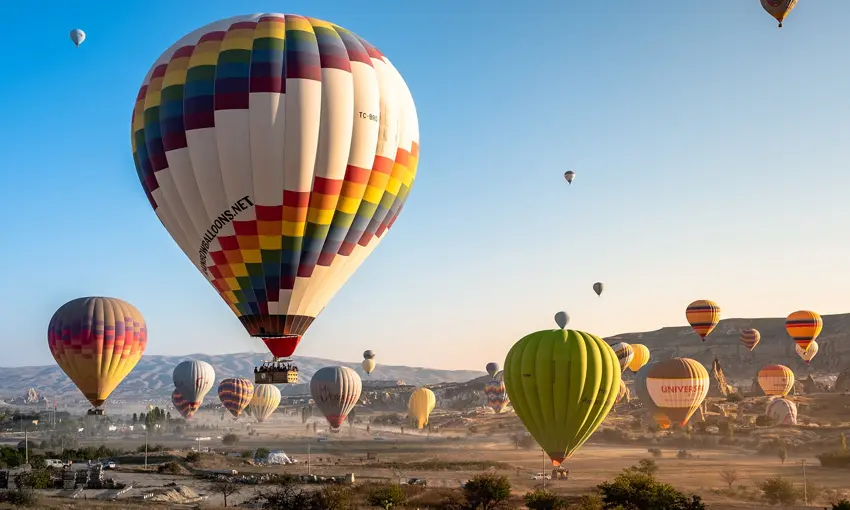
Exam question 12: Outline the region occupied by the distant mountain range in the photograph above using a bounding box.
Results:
[0,353,484,406]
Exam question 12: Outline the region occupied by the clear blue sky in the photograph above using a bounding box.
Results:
[1,1,849,370]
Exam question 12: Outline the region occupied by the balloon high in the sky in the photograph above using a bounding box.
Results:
[796,340,818,364]
[740,329,761,351]
[407,388,435,429]
[628,344,650,372]
[218,378,254,418]
[554,311,570,329]
[645,358,710,427]
[564,171,575,185]
[70,29,86,47]
[609,342,635,372]
[685,300,721,341]
[484,378,510,414]
[592,282,604,296]
[765,397,797,425]
[634,363,671,429]
[47,297,147,410]
[485,362,500,377]
[310,366,362,428]
[131,14,420,361]
[504,319,620,466]
[247,384,281,423]
[172,390,196,420]
[172,360,215,411]
[785,310,823,352]
[761,0,797,27]
[758,365,795,396]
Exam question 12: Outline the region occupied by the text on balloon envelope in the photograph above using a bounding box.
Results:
[199,196,255,274]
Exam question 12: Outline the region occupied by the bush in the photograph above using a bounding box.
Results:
[647,448,663,458]
[832,499,850,510]
[627,459,659,476]
[15,469,53,489]
[755,415,775,427]
[240,450,253,458]
[463,473,511,510]
[222,433,239,446]
[255,447,270,459]
[186,451,201,462]
[598,471,706,510]
[574,493,604,510]
[0,488,38,507]
[158,461,184,474]
[758,477,799,505]
[677,449,692,459]
[524,489,568,509]
[366,484,407,509]
[726,392,743,403]
[817,450,850,468]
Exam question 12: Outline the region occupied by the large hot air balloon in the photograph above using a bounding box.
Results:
[504,319,620,466]
[628,344,650,372]
[766,397,798,425]
[685,300,721,341]
[634,363,671,430]
[247,384,281,423]
[48,297,147,415]
[70,29,86,47]
[173,360,215,411]
[485,362,500,378]
[218,378,254,418]
[592,282,604,296]
[407,388,435,429]
[131,14,420,373]
[761,0,797,27]
[758,365,795,396]
[785,311,823,352]
[796,341,818,364]
[484,378,510,414]
[564,171,575,185]
[310,366,362,428]
[172,389,196,419]
[609,342,635,372]
[645,358,709,427]
[740,329,761,351]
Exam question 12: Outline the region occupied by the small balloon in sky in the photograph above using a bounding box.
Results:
[564,170,576,185]
[70,29,86,47]
[554,311,570,329]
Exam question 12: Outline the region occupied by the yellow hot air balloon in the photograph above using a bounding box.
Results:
[628,344,650,372]
[761,0,797,28]
[645,358,710,427]
[47,297,147,414]
[758,365,794,397]
[685,300,721,341]
[247,384,281,423]
[785,310,823,352]
[407,388,435,429]
[504,320,620,466]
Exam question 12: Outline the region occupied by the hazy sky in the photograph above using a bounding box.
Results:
[1,1,849,370]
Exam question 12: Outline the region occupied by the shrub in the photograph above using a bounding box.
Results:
[524,489,568,509]
[677,449,692,459]
[573,493,604,510]
[627,458,659,476]
[755,415,775,427]
[647,448,663,458]
[313,485,352,510]
[718,469,738,489]
[15,469,53,489]
[255,447,270,459]
[598,471,706,510]
[366,484,407,509]
[240,450,253,458]
[832,499,850,510]
[158,461,183,474]
[726,392,743,403]
[222,433,239,446]
[817,450,850,468]
[186,451,201,462]
[463,473,511,510]
[759,477,799,505]
[0,488,38,507]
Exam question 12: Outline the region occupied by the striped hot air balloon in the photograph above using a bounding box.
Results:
[615,379,629,404]
[765,397,797,425]
[634,364,671,429]
[740,329,760,351]
[484,378,510,413]
[785,310,823,352]
[173,361,215,411]
[645,358,710,427]
[609,342,635,372]
[758,365,794,397]
[796,341,818,364]
[309,366,362,428]
[685,300,721,341]
[218,378,254,418]
[247,384,281,423]
[628,344,650,372]
[172,389,196,419]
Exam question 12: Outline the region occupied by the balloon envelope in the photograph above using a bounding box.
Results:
[609,342,635,372]
[628,344,650,372]
[592,282,603,296]
[615,380,629,404]
[172,389,196,419]
[131,14,420,359]
[564,171,575,184]
[48,297,147,408]
[761,0,797,27]
[247,384,281,423]
[645,358,709,426]
[172,360,215,410]
[407,388,435,429]
[218,378,254,418]
[685,300,721,340]
[766,397,798,425]
[504,328,620,466]
[484,378,510,413]
[796,340,818,364]
[554,311,569,329]
[785,310,823,352]
[310,366,362,428]
[758,365,795,397]
[70,29,86,47]
[363,350,375,360]
[362,358,376,374]
[485,362,500,377]
[634,363,671,428]
[740,329,760,351]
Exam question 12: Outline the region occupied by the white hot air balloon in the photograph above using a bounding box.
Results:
[247,384,281,423]
[795,341,818,364]
[310,366,362,428]
[766,397,798,425]
[172,360,215,411]
[362,350,376,374]
[70,29,86,47]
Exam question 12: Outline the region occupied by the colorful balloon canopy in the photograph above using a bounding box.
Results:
[785,310,823,352]
[504,324,620,466]
[218,378,254,418]
[47,297,148,409]
[634,363,670,429]
[593,282,604,296]
[247,384,281,423]
[310,366,362,428]
[172,389,196,420]
[761,0,797,27]
[609,342,635,372]
[615,380,629,405]
[173,360,215,411]
[645,358,710,427]
[766,397,797,425]
[758,365,795,397]
[70,29,86,47]
[685,300,721,341]
[484,378,510,414]
[131,14,420,360]
[796,340,818,364]
[564,171,575,184]
[628,344,650,372]
[407,388,435,429]
[740,329,761,351]
[485,362,500,377]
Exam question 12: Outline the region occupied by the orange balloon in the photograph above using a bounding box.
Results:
[758,365,794,397]
[685,300,721,341]
[785,310,823,352]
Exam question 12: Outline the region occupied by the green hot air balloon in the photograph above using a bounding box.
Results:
[504,319,621,466]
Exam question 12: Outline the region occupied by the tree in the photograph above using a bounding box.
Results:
[719,469,738,489]
[16,469,53,489]
[222,433,239,446]
[463,473,511,510]
[759,477,799,505]
[627,458,659,476]
[313,485,352,510]
[366,484,407,510]
[832,499,850,510]
[598,471,706,510]
[208,479,242,508]
[132,413,138,424]
[778,442,788,465]
[524,489,568,509]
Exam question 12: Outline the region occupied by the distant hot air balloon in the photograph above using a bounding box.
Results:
[645,358,710,427]
[634,363,671,429]
[131,14,420,365]
[615,380,629,405]
[554,311,569,329]
[47,297,147,413]
[609,342,635,372]
[628,344,650,372]
[685,300,721,341]
[485,362,500,378]
[362,359,376,375]
[310,366,362,428]
[785,310,823,352]
[593,282,604,296]
[407,388,436,429]
[761,0,797,27]
[70,29,86,47]
[765,397,797,425]
[758,365,795,396]
[484,378,510,413]
[218,378,254,418]
[363,350,376,360]
[172,361,215,411]
[740,329,761,351]
[247,384,281,423]
[796,341,818,364]
[504,317,620,466]
[564,171,575,185]
[171,390,196,419]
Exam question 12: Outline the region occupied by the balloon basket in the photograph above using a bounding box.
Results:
[87,409,104,416]
[254,359,299,384]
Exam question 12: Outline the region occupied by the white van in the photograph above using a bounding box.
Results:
[45,459,65,469]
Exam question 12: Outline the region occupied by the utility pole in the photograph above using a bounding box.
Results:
[307,445,311,476]
[542,448,546,490]
[800,459,808,505]
[24,428,29,465]
[144,426,149,470]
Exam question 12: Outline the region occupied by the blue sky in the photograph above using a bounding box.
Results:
[1,1,849,370]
